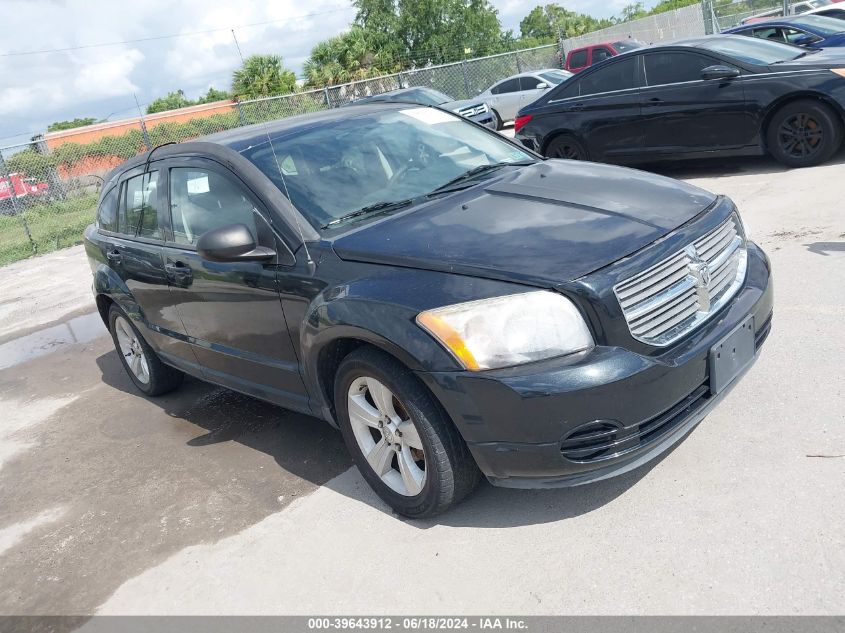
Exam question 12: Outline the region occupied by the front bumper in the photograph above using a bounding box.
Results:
[417,243,773,488]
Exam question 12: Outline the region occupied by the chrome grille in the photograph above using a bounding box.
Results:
[457,103,488,117]
[614,214,748,346]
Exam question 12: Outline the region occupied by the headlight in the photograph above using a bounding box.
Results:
[416,291,594,371]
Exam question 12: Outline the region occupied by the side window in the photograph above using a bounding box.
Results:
[492,78,521,94]
[519,76,543,90]
[97,186,119,232]
[784,28,820,44]
[569,49,589,68]
[592,47,613,63]
[119,171,161,239]
[643,52,714,87]
[578,56,637,97]
[169,167,258,246]
[751,27,784,42]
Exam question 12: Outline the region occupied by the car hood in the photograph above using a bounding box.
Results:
[770,47,845,67]
[331,160,717,286]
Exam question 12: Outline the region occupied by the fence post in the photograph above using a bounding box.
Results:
[516,52,523,73]
[138,119,152,150]
[323,86,332,109]
[0,148,37,255]
[460,60,471,99]
[557,29,566,69]
[32,134,67,202]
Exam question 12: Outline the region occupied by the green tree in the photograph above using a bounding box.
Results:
[304,26,396,87]
[617,2,648,22]
[146,90,193,114]
[519,4,613,41]
[47,117,98,133]
[231,54,297,100]
[196,86,231,104]
[649,0,700,14]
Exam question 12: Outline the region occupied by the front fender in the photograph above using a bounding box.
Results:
[298,265,532,419]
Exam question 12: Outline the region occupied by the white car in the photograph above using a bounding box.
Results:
[478,69,573,128]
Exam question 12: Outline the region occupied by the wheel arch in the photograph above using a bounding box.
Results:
[541,128,588,158]
[312,332,430,427]
[760,92,845,151]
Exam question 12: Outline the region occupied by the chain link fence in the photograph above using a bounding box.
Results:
[0,1,711,266]
[703,0,795,31]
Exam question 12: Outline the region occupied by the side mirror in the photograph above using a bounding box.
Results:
[535,82,550,90]
[701,65,741,81]
[196,223,276,263]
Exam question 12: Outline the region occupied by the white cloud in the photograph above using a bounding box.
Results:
[0,0,655,142]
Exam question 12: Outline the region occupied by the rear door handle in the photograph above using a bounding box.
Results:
[569,103,585,111]
[106,250,122,265]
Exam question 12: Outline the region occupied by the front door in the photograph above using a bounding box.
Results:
[638,51,752,155]
[161,159,307,410]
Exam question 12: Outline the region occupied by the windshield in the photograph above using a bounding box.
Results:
[241,108,534,230]
[539,70,573,84]
[798,0,832,9]
[698,36,806,64]
[791,15,845,35]
[612,40,644,52]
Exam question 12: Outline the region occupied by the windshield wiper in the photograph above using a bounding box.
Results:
[322,199,415,229]
[427,161,534,197]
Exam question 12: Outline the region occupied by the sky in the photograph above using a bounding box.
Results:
[0,0,657,146]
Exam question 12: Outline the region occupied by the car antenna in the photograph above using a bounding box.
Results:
[134,142,175,237]
[230,29,315,271]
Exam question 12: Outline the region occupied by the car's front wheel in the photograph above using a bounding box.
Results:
[767,100,843,168]
[334,347,481,518]
[108,304,184,396]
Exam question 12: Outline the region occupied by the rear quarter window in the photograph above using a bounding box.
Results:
[97,186,119,232]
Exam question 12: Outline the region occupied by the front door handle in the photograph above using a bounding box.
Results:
[106,250,122,265]
[165,261,193,285]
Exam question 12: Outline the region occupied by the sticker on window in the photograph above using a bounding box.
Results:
[187,175,210,194]
[399,108,457,125]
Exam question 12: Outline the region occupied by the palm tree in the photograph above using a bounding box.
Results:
[232,55,297,100]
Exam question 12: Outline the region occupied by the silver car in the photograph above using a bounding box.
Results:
[479,69,573,126]
[346,87,497,129]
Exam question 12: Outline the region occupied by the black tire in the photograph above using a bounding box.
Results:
[545,134,588,160]
[334,347,481,518]
[490,109,503,131]
[108,304,184,396]
[766,99,843,168]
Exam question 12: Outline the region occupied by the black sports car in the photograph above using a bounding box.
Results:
[515,35,845,167]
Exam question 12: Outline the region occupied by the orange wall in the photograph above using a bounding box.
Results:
[44,101,237,179]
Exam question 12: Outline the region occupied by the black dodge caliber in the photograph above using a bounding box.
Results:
[85,103,773,517]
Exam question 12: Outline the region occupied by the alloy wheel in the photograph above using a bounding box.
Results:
[114,315,150,385]
[347,376,426,497]
[778,113,824,159]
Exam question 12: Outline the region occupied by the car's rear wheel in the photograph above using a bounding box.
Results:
[108,304,183,396]
[334,347,481,518]
[545,134,588,161]
[767,100,843,168]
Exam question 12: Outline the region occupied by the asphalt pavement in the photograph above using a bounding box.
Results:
[0,153,843,617]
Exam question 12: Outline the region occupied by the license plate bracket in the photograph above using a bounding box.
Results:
[709,316,755,395]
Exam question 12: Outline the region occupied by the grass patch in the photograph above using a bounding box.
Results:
[0,193,98,266]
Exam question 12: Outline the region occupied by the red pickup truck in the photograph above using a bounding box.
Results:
[564,40,644,73]
[0,172,49,209]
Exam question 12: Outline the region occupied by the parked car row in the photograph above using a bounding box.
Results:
[515,35,845,168]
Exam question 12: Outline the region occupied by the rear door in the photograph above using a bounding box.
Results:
[487,77,523,121]
[638,50,753,155]
[549,54,643,161]
[160,158,307,410]
[98,166,195,365]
